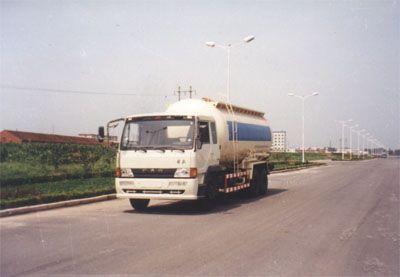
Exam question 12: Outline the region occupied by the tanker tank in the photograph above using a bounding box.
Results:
[166,98,272,167]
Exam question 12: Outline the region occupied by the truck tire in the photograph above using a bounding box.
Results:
[249,167,261,197]
[204,173,220,200]
[206,182,219,200]
[199,179,218,209]
[259,167,268,195]
[129,199,150,211]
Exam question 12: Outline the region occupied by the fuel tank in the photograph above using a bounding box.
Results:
[166,98,272,166]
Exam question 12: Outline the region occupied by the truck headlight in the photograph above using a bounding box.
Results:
[121,168,134,178]
[174,168,197,178]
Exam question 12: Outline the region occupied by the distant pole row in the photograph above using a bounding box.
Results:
[335,120,388,160]
[203,36,389,161]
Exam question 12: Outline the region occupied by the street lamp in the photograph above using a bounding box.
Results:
[205,35,255,102]
[362,132,369,158]
[367,135,374,157]
[357,129,366,158]
[371,138,378,156]
[288,92,319,163]
[348,124,358,160]
[337,119,353,160]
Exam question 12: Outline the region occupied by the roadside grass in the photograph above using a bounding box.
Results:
[0,161,114,186]
[269,152,329,171]
[0,177,115,210]
[270,152,329,162]
[0,143,116,185]
[330,153,373,161]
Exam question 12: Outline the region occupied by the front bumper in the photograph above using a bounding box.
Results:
[115,178,200,200]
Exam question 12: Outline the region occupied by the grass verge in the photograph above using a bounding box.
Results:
[271,161,325,171]
[0,177,115,210]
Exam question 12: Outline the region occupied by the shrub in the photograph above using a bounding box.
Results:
[0,143,116,185]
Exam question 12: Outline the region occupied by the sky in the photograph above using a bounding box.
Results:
[1,0,399,149]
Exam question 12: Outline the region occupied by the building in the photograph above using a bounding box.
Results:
[272,131,286,152]
[0,130,101,145]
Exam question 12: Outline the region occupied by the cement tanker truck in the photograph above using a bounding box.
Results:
[99,98,272,210]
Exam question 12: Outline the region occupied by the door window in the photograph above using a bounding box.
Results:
[210,122,217,144]
[199,121,210,144]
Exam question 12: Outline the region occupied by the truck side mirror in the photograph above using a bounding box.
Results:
[98,126,105,142]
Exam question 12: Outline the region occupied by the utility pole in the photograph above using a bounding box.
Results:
[189,86,193,99]
[175,86,196,101]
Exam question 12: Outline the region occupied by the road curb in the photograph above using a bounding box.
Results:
[0,194,117,218]
[270,162,327,174]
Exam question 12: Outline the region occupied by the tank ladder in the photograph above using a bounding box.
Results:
[225,101,239,174]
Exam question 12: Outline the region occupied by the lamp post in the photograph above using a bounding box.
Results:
[367,135,373,157]
[206,35,255,102]
[348,124,358,160]
[288,92,319,163]
[362,132,369,158]
[357,129,366,158]
[337,119,353,160]
[372,139,376,156]
[370,137,375,157]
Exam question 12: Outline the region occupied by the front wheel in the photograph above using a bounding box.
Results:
[129,199,150,211]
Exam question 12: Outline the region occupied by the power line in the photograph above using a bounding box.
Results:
[0,84,168,97]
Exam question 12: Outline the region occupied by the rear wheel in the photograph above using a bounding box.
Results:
[250,165,268,196]
[129,199,150,211]
[259,167,268,195]
[249,167,261,196]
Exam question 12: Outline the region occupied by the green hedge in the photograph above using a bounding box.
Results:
[269,152,329,162]
[0,142,116,164]
[0,143,116,185]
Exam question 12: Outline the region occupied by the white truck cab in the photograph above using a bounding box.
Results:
[114,114,220,209]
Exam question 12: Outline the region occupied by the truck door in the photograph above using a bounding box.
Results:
[209,121,220,165]
[197,120,220,174]
[197,121,211,175]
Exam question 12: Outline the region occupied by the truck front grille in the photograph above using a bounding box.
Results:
[123,189,184,195]
[130,168,176,178]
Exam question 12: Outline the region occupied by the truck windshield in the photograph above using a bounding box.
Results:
[121,118,194,150]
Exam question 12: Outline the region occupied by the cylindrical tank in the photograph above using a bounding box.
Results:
[166,98,272,166]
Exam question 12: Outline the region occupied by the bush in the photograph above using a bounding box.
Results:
[0,143,116,185]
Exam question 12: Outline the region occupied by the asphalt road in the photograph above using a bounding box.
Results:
[1,159,399,276]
